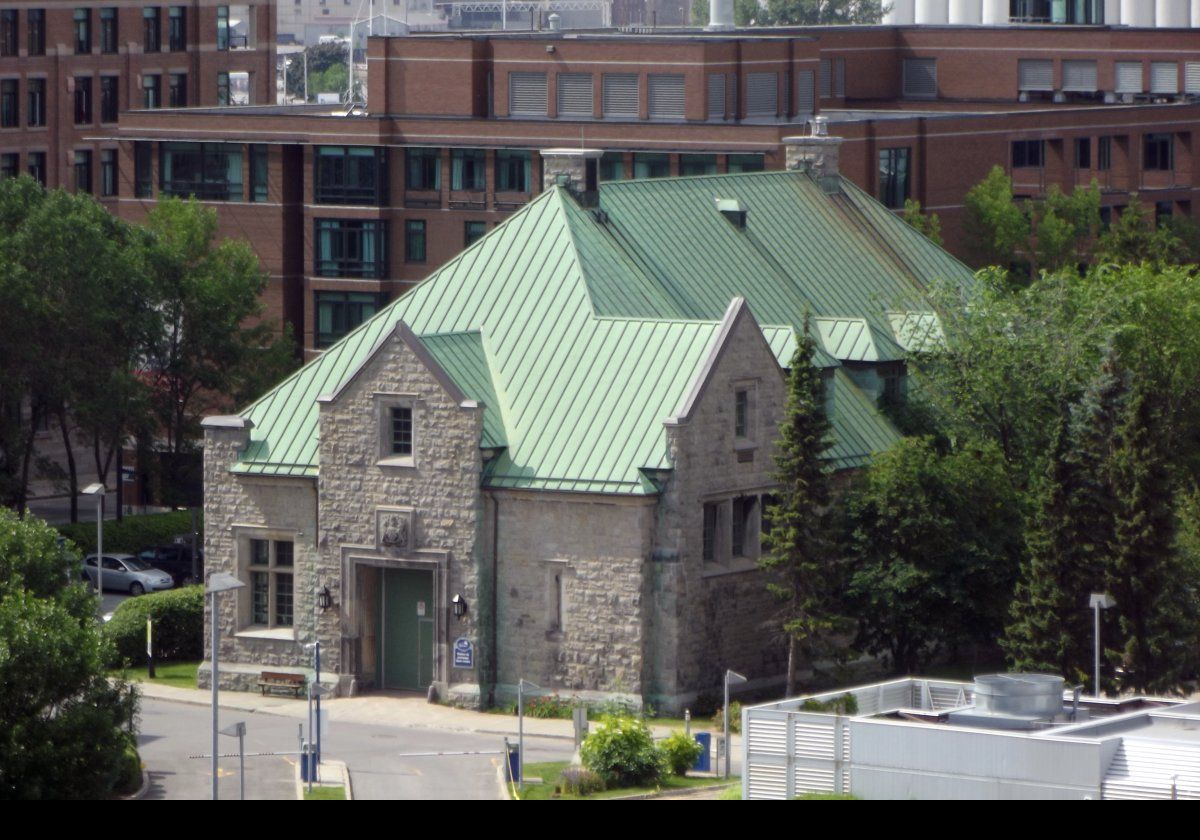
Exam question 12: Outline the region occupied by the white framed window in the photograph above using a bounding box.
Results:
[240,535,295,633]
[376,394,418,468]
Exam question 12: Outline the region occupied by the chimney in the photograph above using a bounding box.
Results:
[783,117,843,180]
[706,0,735,30]
[539,148,603,207]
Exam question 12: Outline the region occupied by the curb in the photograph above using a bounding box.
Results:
[604,782,735,800]
[122,768,152,801]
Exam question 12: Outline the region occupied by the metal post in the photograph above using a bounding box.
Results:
[315,640,322,764]
[96,493,104,610]
[211,589,219,800]
[723,677,730,779]
[238,727,245,801]
[518,680,524,788]
[1094,600,1101,699]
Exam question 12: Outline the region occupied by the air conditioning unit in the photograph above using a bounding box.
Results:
[1103,92,1117,104]
[1053,91,1066,103]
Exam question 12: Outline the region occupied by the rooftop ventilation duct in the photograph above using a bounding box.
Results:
[707,0,735,30]
[946,674,1069,730]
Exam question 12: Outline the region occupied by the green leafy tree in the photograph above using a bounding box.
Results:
[142,198,297,503]
[760,320,849,696]
[691,0,883,25]
[1094,197,1200,268]
[902,198,943,247]
[844,437,1023,673]
[0,508,139,799]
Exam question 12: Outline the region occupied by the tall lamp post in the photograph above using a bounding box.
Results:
[207,572,246,800]
[81,483,105,617]
[724,670,747,779]
[1089,592,1116,699]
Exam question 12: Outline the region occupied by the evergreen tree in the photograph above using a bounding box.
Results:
[1107,384,1200,693]
[760,319,848,696]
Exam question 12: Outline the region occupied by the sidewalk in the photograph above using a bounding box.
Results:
[136,682,738,746]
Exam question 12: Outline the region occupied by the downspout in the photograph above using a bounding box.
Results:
[488,490,499,708]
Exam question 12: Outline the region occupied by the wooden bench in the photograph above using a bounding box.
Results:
[258,671,306,698]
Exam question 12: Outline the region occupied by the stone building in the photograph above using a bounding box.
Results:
[200,139,971,710]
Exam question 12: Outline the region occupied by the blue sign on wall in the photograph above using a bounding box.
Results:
[453,637,474,669]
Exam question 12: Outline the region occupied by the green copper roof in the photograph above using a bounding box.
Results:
[231,170,972,491]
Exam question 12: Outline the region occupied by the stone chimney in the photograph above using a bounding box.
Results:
[783,117,843,180]
[539,148,603,207]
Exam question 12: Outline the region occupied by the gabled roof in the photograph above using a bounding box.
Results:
[230,170,973,491]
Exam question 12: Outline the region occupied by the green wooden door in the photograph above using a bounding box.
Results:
[379,568,434,690]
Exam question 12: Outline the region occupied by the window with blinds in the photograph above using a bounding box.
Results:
[834,58,845,98]
[648,74,685,119]
[602,73,639,118]
[1115,61,1143,94]
[796,69,815,115]
[819,59,832,99]
[1017,59,1054,92]
[708,74,726,120]
[902,59,936,100]
[1061,60,1097,92]
[556,73,593,117]
[1150,62,1179,95]
[745,72,777,117]
[508,72,547,116]
[1187,62,1200,95]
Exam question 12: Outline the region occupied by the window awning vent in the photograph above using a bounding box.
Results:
[715,197,747,228]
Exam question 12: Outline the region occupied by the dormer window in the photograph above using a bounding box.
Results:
[378,397,417,468]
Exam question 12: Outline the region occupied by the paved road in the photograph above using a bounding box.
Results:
[136,697,573,800]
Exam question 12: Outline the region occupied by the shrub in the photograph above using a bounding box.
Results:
[558,766,605,796]
[580,715,666,788]
[114,737,143,797]
[590,695,645,719]
[799,693,859,715]
[58,510,200,556]
[660,729,705,776]
[712,701,742,734]
[524,693,576,719]
[105,585,204,667]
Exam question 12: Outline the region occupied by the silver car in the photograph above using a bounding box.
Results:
[83,553,174,596]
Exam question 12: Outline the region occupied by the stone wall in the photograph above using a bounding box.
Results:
[651,303,791,709]
[200,420,319,690]
[490,489,654,708]
[317,326,486,700]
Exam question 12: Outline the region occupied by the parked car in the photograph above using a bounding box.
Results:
[83,554,174,596]
[136,544,203,587]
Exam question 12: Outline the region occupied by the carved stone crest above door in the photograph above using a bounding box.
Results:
[376,507,416,555]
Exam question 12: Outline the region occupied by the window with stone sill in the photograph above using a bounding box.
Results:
[377,398,417,468]
[244,537,294,630]
[734,382,757,448]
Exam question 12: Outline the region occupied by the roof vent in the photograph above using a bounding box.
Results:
[715,197,747,229]
[591,208,609,224]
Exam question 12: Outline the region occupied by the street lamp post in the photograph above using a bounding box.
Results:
[1089,592,1116,699]
[82,483,105,616]
[207,572,246,800]
[723,669,747,779]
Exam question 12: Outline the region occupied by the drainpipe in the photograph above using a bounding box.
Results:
[488,491,499,708]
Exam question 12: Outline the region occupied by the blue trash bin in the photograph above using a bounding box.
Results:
[692,732,712,773]
[300,743,314,782]
[506,740,521,783]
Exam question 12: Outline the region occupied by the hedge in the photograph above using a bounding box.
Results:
[105,585,204,667]
[58,510,200,556]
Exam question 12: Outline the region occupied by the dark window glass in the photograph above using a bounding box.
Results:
[100,149,117,196]
[731,496,756,558]
[274,541,293,567]
[74,76,93,125]
[250,144,267,202]
[0,153,17,178]
[169,73,187,107]
[878,147,911,209]
[314,291,385,348]
[74,150,93,194]
[1074,137,1091,169]
[100,76,118,123]
[75,8,91,54]
[217,72,230,106]
[680,154,717,176]
[168,6,186,51]
[143,7,160,53]
[405,148,440,191]
[0,10,17,57]
[217,6,230,50]
[702,502,717,562]
[100,8,117,54]
[143,74,161,109]
[728,154,765,173]
[599,152,624,182]
[27,151,45,186]
[1155,201,1174,221]
[632,153,670,179]
[1098,136,1112,171]
[496,150,532,191]
[464,221,486,247]
[315,146,387,204]
[450,148,486,191]
[27,79,44,126]
[1012,139,1045,168]
[314,219,387,277]
[405,219,426,263]
[1144,133,1173,171]
[0,80,17,128]
[135,142,153,197]
[735,389,748,437]
[390,407,413,455]
[160,142,243,200]
[274,573,293,626]
[27,10,45,56]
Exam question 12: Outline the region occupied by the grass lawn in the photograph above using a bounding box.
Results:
[112,660,200,689]
[304,786,346,800]
[516,761,733,800]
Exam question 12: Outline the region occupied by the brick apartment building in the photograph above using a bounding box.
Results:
[95,23,1200,355]
[0,1,274,196]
